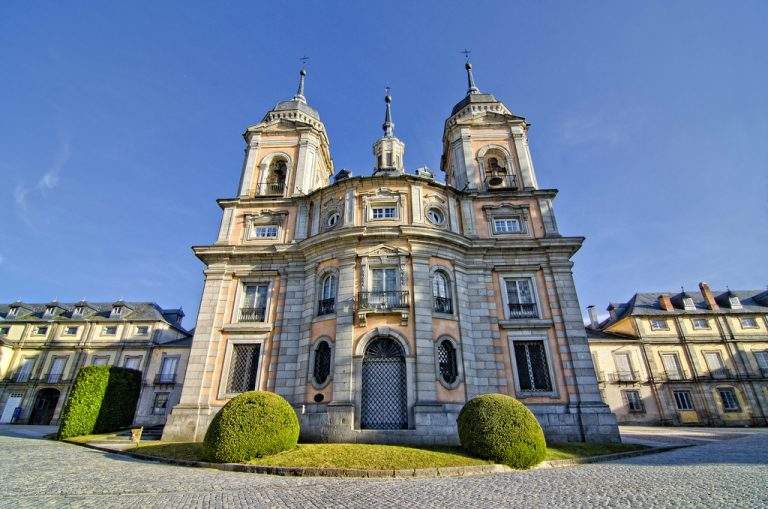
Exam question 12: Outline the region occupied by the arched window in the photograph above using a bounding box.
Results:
[432,271,452,314]
[318,274,336,316]
[437,340,458,385]
[313,340,332,386]
[265,158,287,195]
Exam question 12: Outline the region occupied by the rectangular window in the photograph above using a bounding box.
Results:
[123,356,142,370]
[682,297,696,310]
[704,351,727,379]
[513,341,552,392]
[251,225,279,238]
[691,318,710,330]
[152,392,170,415]
[240,283,269,322]
[718,388,740,412]
[33,326,49,336]
[613,352,635,381]
[91,356,109,366]
[740,317,759,329]
[48,357,67,383]
[63,326,78,336]
[73,306,85,316]
[650,319,669,331]
[504,278,537,319]
[136,326,149,336]
[159,356,178,378]
[754,351,768,375]
[660,353,683,380]
[493,217,522,234]
[372,207,396,219]
[102,326,118,336]
[15,357,36,382]
[227,343,261,393]
[673,390,695,411]
[624,390,644,412]
[0,327,9,335]
[111,306,123,317]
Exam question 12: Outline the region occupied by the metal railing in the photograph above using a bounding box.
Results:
[433,296,453,314]
[154,373,177,385]
[356,291,409,311]
[608,370,641,383]
[700,369,733,380]
[239,307,267,322]
[44,372,65,384]
[507,303,538,319]
[317,298,335,316]
[256,182,286,196]
[655,371,690,382]
[484,174,518,190]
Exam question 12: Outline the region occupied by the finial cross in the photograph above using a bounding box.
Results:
[461,48,471,62]
[385,85,391,95]
[300,55,309,68]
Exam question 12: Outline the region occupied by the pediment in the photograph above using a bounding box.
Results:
[360,243,409,258]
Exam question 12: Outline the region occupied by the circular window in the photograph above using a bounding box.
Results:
[326,212,340,228]
[426,208,445,225]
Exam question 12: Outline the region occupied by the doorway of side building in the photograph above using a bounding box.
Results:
[360,337,407,429]
[29,388,60,425]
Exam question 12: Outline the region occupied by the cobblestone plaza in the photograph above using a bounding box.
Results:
[2,426,767,508]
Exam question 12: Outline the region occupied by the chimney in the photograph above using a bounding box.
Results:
[587,305,599,329]
[699,282,719,310]
[607,304,617,320]
[658,294,673,311]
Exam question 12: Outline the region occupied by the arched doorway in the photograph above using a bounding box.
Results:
[29,388,60,425]
[361,337,407,429]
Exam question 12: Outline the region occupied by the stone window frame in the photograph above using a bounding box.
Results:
[320,195,345,233]
[433,335,463,389]
[308,335,335,390]
[32,325,49,336]
[507,334,559,398]
[430,265,456,318]
[649,318,670,331]
[702,350,728,378]
[658,351,684,380]
[152,391,171,415]
[232,277,276,324]
[672,389,695,411]
[498,271,542,320]
[102,325,118,336]
[622,389,645,413]
[256,152,293,197]
[362,189,404,224]
[476,144,521,189]
[62,326,79,336]
[691,317,710,330]
[135,325,150,336]
[217,336,267,400]
[715,386,741,412]
[482,203,532,239]
[243,210,289,244]
[91,355,110,366]
[612,350,637,379]
[316,267,339,318]
[739,316,759,329]
[0,326,9,336]
[15,355,38,382]
[122,355,143,370]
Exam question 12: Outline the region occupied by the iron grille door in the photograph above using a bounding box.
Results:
[361,338,407,429]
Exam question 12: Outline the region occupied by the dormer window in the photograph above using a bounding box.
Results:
[111,306,123,318]
[682,297,696,310]
[73,306,85,317]
[729,296,742,309]
[0,327,9,335]
[7,307,18,318]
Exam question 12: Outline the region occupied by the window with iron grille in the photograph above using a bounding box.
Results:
[318,274,336,316]
[504,278,537,319]
[227,343,261,393]
[513,340,552,392]
[152,392,170,415]
[437,340,458,385]
[624,390,644,412]
[673,390,694,410]
[313,341,332,385]
[718,388,740,411]
[432,271,452,314]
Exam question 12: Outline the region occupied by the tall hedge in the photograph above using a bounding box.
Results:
[57,365,142,439]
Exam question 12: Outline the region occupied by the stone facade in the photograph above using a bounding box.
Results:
[0,301,192,427]
[163,64,619,444]
[587,282,768,426]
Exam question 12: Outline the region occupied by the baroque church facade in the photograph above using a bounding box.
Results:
[163,64,619,444]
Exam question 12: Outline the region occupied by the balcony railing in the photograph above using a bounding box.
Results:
[8,373,31,383]
[44,373,65,384]
[433,296,453,314]
[317,298,335,316]
[507,303,538,319]
[256,182,285,196]
[239,307,267,323]
[484,174,518,191]
[608,370,641,383]
[700,369,733,380]
[656,371,690,382]
[356,291,409,312]
[154,373,177,385]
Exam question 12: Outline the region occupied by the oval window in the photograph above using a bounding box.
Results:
[313,341,332,385]
[326,212,340,228]
[426,208,445,225]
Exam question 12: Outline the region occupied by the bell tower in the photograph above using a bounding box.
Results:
[372,90,405,175]
[236,67,334,198]
[441,60,538,192]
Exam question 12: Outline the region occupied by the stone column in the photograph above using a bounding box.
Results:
[216,207,234,244]
[512,132,538,189]
[410,185,423,224]
[343,189,356,227]
[539,198,559,237]
[460,198,476,237]
[273,264,306,403]
[237,135,260,197]
[448,196,460,234]
[294,203,309,241]
[412,256,436,403]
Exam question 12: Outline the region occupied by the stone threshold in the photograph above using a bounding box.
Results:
[64,440,688,478]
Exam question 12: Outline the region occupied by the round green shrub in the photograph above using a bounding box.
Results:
[457,393,546,469]
[203,391,299,463]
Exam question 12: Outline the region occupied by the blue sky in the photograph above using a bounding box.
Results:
[1,1,766,326]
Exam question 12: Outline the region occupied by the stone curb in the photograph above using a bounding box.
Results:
[534,444,691,469]
[65,440,687,478]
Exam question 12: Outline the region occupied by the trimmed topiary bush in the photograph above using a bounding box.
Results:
[57,365,142,439]
[203,391,300,463]
[457,393,546,469]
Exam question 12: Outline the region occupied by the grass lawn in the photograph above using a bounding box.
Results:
[127,441,648,469]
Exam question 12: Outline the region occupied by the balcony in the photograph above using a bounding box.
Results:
[43,372,66,384]
[655,371,690,382]
[608,370,641,383]
[256,182,285,196]
[317,298,335,317]
[700,369,733,380]
[484,174,518,191]
[433,296,453,314]
[239,307,267,323]
[154,373,177,385]
[355,291,410,326]
[507,303,538,319]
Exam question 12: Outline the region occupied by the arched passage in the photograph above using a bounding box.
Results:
[360,337,407,429]
[29,388,60,425]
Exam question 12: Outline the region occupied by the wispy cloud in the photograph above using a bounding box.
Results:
[557,108,644,147]
[14,140,71,212]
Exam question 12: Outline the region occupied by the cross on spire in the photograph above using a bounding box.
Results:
[294,57,309,103]
[461,49,480,95]
[383,86,394,137]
